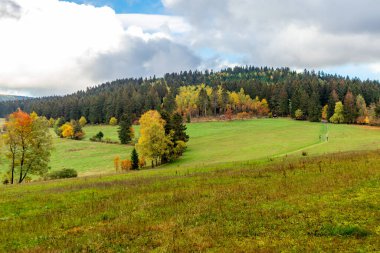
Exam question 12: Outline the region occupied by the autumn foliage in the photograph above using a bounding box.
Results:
[2,109,52,184]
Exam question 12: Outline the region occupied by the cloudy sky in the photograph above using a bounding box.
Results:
[1,0,380,96]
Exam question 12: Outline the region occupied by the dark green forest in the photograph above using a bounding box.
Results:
[1,66,380,123]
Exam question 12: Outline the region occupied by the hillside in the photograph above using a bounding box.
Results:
[2,118,380,176]
[0,66,379,124]
[0,150,379,252]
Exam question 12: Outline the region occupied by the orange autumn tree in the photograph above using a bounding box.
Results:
[114,156,120,171]
[2,109,52,184]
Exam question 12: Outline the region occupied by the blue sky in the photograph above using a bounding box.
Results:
[61,0,164,14]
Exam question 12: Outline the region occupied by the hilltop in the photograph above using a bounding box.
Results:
[0,94,29,102]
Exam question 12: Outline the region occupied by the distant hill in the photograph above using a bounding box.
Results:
[0,66,380,122]
[0,94,29,102]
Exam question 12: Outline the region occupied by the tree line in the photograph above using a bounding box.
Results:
[1,66,380,124]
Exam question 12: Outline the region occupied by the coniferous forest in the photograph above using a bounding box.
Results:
[1,66,380,124]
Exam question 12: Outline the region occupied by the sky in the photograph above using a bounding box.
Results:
[1,0,380,96]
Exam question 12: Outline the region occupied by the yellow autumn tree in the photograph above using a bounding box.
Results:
[137,110,170,167]
[60,123,74,138]
[79,116,87,127]
[321,105,328,120]
[109,117,118,126]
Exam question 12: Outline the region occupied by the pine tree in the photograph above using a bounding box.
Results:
[131,148,139,170]
[327,90,339,119]
[171,113,189,143]
[118,114,133,144]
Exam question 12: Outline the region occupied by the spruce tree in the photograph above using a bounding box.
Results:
[118,114,132,144]
[172,113,189,143]
[131,148,139,170]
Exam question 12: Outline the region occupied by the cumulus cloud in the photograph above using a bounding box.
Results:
[0,0,21,19]
[0,0,199,96]
[2,0,380,96]
[163,0,380,70]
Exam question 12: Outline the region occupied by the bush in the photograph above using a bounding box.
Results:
[109,117,118,126]
[236,112,251,120]
[47,169,78,180]
[295,109,304,120]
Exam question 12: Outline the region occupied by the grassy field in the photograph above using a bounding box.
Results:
[0,150,379,252]
[1,118,380,176]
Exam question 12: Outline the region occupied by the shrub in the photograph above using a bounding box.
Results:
[109,117,118,126]
[139,157,146,168]
[236,112,251,120]
[302,151,308,156]
[121,160,132,171]
[79,116,87,127]
[295,109,304,120]
[47,169,78,180]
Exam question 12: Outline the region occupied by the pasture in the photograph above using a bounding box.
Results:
[1,118,380,176]
[0,150,379,251]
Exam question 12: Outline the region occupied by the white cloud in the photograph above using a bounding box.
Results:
[163,0,380,71]
[0,0,199,96]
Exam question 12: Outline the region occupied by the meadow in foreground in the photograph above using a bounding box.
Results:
[0,150,379,252]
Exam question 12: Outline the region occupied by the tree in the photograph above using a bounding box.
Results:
[79,116,87,127]
[307,93,321,122]
[198,87,209,116]
[137,110,169,167]
[330,102,345,124]
[109,117,118,126]
[114,156,120,171]
[171,113,189,143]
[355,94,368,124]
[71,120,85,140]
[121,160,132,171]
[96,131,104,141]
[54,117,65,137]
[376,102,380,117]
[327,90,339,119]
[322,105,328,121]
[295,109,304,120]
[131,148,139,170]
[48,118,55,128]
[2,110,52,184]
[118,114,133,144]
[61,123,74,138]
[343,91,357,124]
[225,106,233,121]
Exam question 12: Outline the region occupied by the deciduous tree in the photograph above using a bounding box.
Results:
[79,116,87,127]
[2,110,52,184]
[137,110,170,167]
[109,117,118,126]
[330,102,345,124]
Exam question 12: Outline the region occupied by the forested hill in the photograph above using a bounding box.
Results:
[0,66,380,123]
[0,94,29,103]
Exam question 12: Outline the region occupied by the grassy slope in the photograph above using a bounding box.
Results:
[2,118,380,176]
[0,150,379,252]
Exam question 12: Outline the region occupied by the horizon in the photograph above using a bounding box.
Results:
[1,0,380,96]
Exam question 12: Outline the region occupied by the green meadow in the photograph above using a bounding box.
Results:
[1,118,380,251]
[0,150,379,252]
[2,118,380,176]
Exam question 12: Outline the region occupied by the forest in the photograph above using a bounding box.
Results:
[1,66,380,124]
